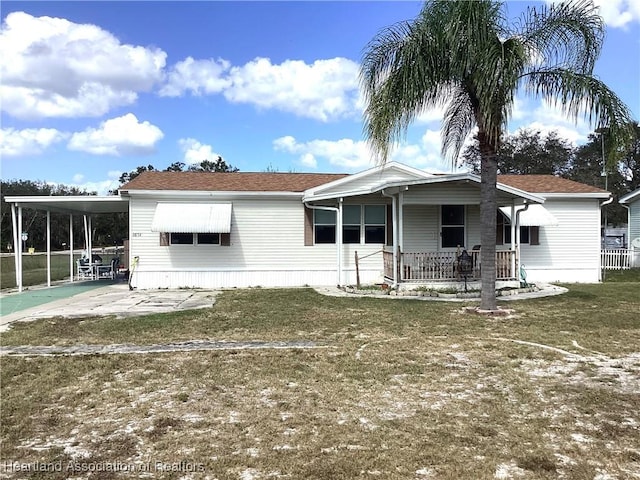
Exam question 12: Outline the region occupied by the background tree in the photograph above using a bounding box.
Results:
[1,180,96,252]
[165,161,185,172]
[461,129,573,175]
[567,125,640,226]
[187,157,239,172]
[360,0,633,310]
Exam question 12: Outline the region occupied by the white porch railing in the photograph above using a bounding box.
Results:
[383,249,516,281]
[601,249,632,270]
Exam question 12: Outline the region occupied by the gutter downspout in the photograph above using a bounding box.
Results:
[382,189,398,288]
[599,196,614,281]
[304,202,342,286]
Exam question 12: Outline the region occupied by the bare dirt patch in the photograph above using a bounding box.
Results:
[2,285,639,479]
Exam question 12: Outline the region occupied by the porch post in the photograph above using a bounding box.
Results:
[70,215,74,282]
[398,191,404,277]
[510,204,516,280]
[337,198,343,286]
[392,194,398,286]
[46,210,51,287]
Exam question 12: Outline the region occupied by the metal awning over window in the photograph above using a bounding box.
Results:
[499,205,559,226]
[151,203,232,233]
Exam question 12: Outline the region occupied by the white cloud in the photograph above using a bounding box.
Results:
[159,57,231,97]
[0,11,166,119]
[273,134,458,172]
[225,57,360,121]
[545,0,640,28]
[67,113,164,156]
[300,153,317,169]
[65,179,120,196]
[415,106,445,125]
[178,138,219,165]
[273,135,373,170]
[509,99,591,145]
[0,127,68,156]
[163,56,360,122]
[64,170,122,195]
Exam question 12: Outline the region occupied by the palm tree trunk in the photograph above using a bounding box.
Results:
[478,131,498,310]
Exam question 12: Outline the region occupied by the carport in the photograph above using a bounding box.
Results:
[5,195,129,292]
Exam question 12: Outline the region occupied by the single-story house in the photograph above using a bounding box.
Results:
[619,187,640,267]
[115,161,610,289]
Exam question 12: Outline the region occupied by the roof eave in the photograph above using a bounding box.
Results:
[619,189,640,204]
[537,192,611,199]
[303,174,546,204]
[123,189,304,198]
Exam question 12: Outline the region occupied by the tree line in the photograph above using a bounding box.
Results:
[2,136,638,254]
[459,124,640,226]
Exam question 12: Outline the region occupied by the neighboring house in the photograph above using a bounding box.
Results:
[119,162,610,289]
[619,187,640,267]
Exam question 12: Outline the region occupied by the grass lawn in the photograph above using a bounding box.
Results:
[1,282,639,479]
[1,253,82,290]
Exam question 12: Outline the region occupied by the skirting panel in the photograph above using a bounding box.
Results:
[523,267,600,283]
[132,269,384,290]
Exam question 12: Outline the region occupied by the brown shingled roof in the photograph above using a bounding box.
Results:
[120,170,607,195]
[498,175,608,194]
[120,171,349,193]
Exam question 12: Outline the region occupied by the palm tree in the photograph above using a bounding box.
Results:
[360,0,633,310]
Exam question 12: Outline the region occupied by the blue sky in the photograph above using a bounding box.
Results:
[1,1,639,194]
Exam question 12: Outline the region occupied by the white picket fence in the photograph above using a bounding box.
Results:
[601,249,632,270]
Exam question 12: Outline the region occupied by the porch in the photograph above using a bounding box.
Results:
[383,248,517,283]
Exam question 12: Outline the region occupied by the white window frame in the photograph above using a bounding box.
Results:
[314,204,387,245]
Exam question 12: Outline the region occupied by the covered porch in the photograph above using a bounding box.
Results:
[383,248,517,283]
[301,163,558,289]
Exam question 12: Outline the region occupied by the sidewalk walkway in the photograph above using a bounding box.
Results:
[314,283,568,301]
[1,284,218,332]
[1,281,111,317]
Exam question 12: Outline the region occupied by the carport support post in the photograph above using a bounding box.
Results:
[18,206,24,292]
[11,203,21,292]
[88,215,93,260]
[83,215,89,257]
[70,215,74,283]
[46,210,51,287]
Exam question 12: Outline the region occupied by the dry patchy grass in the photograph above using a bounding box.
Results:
[1,283,639,479]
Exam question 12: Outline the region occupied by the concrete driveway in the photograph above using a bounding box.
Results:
[0,283,218,332]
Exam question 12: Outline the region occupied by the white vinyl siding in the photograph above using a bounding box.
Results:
[629,200,640,243]
[519,199,601,282]
[402,205,438,252]
[129,195,387,288]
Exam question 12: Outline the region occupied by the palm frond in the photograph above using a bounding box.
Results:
[441,88,476,162]
[515,0,603,73]
[523,68,634,146]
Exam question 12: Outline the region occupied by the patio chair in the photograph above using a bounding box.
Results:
[96,257,119,279]
[77,258,94,280]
